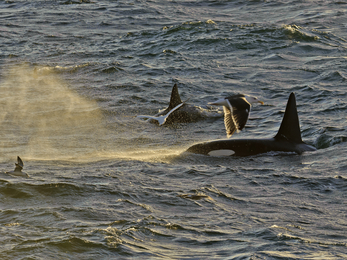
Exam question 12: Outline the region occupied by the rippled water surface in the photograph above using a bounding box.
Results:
[1,1,347,259]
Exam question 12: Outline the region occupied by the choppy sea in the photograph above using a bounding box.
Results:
[1,1,347,259]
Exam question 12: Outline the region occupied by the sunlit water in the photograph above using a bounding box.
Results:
[0,1,347,259]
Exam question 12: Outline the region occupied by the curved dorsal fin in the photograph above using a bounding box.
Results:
[168,84,182,110]
[274,92,303,143]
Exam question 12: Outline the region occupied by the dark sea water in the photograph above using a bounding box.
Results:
[1,1,347,259]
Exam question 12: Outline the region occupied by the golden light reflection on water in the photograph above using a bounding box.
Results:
[0,64,184,163]
[0,63,108,161]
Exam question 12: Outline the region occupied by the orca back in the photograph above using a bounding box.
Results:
[274,92,303,143]
[168,84,183,110]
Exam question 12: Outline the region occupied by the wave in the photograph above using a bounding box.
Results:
[35,63,94,74]
[162,19,218,35]
[314,133,347,149]
[282,24,320,41]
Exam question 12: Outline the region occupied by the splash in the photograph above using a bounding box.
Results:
[0,63,187,163]
[94,147,186,163]
[0,63,107,161]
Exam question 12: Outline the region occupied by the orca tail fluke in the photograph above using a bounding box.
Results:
[168,84,182,110]
[274,92,303,143]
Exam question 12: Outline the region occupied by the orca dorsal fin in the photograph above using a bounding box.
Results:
[168,84,182,110]
[274,92,303,143]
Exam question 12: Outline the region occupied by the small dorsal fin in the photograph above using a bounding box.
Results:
[274,92,303,143]
[168,84,182,110]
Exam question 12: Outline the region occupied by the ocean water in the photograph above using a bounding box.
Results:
[0,1,347,259]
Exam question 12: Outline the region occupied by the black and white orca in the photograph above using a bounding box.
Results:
[137,84,205,125]
[186,92,316,156]
[6,156,29,177]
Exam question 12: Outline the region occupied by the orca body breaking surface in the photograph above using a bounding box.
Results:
[138,84,204,125]
[186,93,317,156]
[186,137,316,156]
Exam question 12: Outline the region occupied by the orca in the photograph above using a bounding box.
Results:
[137,102,186,126]
[186,92,317,156]
[137,84,205,125]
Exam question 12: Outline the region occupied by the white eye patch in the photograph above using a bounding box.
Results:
[208,149,235,156]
